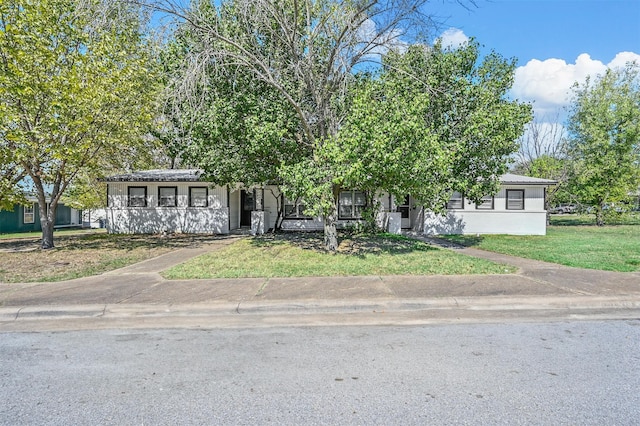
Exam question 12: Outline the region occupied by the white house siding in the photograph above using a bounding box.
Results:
[262,186,279,231]
[106,182,229,234]
[423,185,549,235]
[228,189,240,230]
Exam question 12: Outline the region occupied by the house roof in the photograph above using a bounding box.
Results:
[499,173,557,185]
[103,169,204,182]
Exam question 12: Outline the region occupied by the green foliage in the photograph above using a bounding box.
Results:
[338,42,532,211]
[566,62,640,225]
[0,147,26,210]
[171,1,530,248]
[527,154,571,207]
[0,0,160,246]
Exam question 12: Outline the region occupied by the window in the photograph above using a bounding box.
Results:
[158,186,177,207]
[284,198,310,219]
[506,189,525,210]
[128,187,147,207]
[189,187,208,207]
[339,190,366,219]
[446,191,464,209]
[477,195,494,210]
[23,204,35,224]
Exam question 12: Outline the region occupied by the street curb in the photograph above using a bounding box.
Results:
[2,295,640,323]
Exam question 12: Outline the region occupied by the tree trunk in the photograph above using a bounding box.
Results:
[595,205,605,226]
[39,204,56,249]
[323,184,340,251]
[323,210,338,251]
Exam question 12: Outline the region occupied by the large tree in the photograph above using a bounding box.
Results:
[335,42,531,216]
[565,62,640,225]
[0,0,159,248]
[163,0,530,249]
[513,116,572,217]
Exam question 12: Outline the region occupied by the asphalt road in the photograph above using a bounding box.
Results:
[2,320,639,425]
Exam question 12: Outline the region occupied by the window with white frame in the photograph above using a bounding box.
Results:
[23,204,35,224]
[284,197,310,219]
[506,189,525,210]
[476,195,494,210]
[446,191,464,209]
[128,186,147,207]
[158,186,177,207]
[189,187,208,207]
[339,190,366,219]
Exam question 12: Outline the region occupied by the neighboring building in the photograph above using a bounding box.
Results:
[0,197,82,234]
[82,209,108,229]
[104,170,556,236]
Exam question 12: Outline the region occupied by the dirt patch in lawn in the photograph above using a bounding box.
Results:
[0,233,222,283]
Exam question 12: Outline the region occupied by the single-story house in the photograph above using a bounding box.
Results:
[104,169,556,236]
[0,197,82,234]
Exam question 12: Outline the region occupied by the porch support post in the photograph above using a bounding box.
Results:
[251,211,265,235]
[387,212,402,234]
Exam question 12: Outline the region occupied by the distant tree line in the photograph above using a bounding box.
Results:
[514,63,640,226]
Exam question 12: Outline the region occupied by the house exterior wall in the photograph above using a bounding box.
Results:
[0,204,40,233]
[106,182,229,234]
[423,185,548,235]
[262,186,279,231]
[104,179,549,236]
[0,203,80,234]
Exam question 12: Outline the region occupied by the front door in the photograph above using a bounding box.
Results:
[240,190,254,227]
[398,195,411,229]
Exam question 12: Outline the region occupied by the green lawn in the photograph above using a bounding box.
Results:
[444,224,640,272]
[162,233,515,279]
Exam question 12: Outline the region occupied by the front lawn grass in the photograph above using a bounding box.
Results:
[0,233,217,283]
[161,233,515,279]
[443,224,640,272]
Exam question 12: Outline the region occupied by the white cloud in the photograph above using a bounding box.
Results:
[607,51,640,69]
[511,52,640,117]
[438,28,469,49]
[356,18,407,56]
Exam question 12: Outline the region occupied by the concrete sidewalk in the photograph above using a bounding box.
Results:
[1,235,639,330]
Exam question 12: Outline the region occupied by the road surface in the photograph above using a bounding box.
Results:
[2,320,639,425]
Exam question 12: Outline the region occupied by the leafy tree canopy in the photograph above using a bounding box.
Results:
[162,0,531,249]
[333,42,531,212]
[565,62,640,225]
[0,0,160,247]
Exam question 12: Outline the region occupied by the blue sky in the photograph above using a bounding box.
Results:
[431,0,640,119]
[158,0,638,121]
[433,0,639,66]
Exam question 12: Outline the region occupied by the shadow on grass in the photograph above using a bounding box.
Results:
[0,233,225,252]
[248,231,439,258]
[438,234,484,247]
[550,213,640,226]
